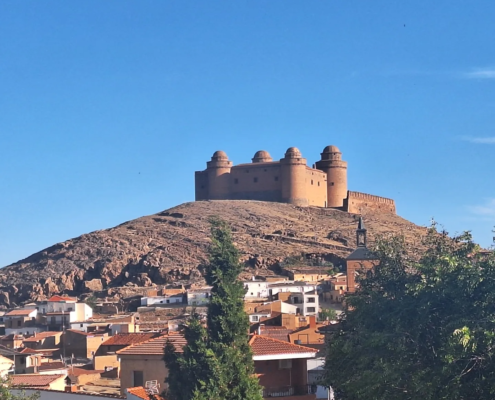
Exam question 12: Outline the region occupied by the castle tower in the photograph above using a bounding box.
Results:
[206,150,233,200]
[252,150,273,163]
[315,145,348,208]
[280,147,308,206]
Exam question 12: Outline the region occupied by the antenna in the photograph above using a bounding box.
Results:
[145,380,160,395]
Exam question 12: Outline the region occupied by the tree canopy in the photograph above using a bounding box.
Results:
[164,217,262,400]
[324,226,495,400]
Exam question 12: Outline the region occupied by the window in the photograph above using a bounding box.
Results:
[254,177,258,183]
[133,370,144,387]
[311,180,313,185]
[17,321,21,327]
[68,307,73,312]
[80,323,83,328]
[245,169,249,173]
[306,307,316,313]
[318,182,320,186]
[307,297,315,303]
[274,176,278,181]
[330,182,334,186]
[166,300,170,304]
[251,316,259,322]
[234,178,239,184]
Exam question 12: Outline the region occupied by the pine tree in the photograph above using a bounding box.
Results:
[164,217,262,400]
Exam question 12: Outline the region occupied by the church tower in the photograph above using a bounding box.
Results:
[315,145,348,208]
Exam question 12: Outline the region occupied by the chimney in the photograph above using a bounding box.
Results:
[309,315,316,329]
[33,332,37,338]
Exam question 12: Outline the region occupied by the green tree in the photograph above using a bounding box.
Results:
[324,226,495,400]
[164,217,262,400]
[0,377,40,400]
[319,308,338,321]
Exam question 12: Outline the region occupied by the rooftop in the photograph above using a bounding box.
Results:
[249,335,317,360]
[47,295,78,302]
[38,361,66,371]
[23,331,62,342]
[11,374,65,388]
[101,333,159,347]
[127,386,166,400]
[5,309,36,316]
[117,334,186,356]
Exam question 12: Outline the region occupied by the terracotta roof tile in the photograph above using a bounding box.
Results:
[11,374,65,387]
[68,367,104,377]
[38,361,66,371]
[249,335,317,357]
[47,295,77,302]
[101,333,158,347]
[5,309,36,316]
[117,334,186,356]
[23,331,62,342]
[127,386,166,400]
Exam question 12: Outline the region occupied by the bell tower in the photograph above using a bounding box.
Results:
[356,216,367,247]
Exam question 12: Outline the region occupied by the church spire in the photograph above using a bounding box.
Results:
[356,216,367,247]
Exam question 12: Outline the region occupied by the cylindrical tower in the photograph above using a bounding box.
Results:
[280,147,308,206]
[252,150,273,163]
[206,150,232,200]
[315,145,347,208]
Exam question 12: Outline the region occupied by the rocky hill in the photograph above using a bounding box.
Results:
[0,200,427,307]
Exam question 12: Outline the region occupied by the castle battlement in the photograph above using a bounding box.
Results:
[195,146,396,215]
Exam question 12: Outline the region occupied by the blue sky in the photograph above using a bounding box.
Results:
[1,1,494,267]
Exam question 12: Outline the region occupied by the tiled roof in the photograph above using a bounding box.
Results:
[127,386,166,400]
[117,334,186,356]
[259,326,292,342]
[38,361,66,371]
[249,335,317,357]
[23,331,62,342]
[69,367,104,377]
[20,348,38,354]
[48,295,77,302]
[101,333,158,347]
[5,309,36,316]
[11,374,65,387]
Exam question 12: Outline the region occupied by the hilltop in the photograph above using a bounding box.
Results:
[0,200,427,306]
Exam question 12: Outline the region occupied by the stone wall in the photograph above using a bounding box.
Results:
[344,191,396,214]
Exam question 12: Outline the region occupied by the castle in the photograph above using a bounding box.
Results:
[195,145,396,214]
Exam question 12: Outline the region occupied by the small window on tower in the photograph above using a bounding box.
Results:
[274,176,279,181]
[234,178,239,184]
[254,177,258,183]
[311,180,313,185]
[331,182,335,186]
[318,182,320,186]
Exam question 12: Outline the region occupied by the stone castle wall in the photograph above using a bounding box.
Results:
[344,191,396,214]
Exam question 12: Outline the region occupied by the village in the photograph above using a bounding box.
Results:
[0,220,372,400]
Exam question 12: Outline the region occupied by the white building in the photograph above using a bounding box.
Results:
[248,311,271,323]
[140,294,184,307]
[288,291,319,317]
[187,287,212,306]
[44,296,92,329]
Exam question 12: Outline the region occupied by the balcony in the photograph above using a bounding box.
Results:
[262,384,318,398]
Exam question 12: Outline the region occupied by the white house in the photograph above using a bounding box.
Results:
[248,311,271,323]
[140,294,184,307]
[267,281,317,298]
[187,287,212,306]
[4,308,42,335]
[45,296,92,330]
[288,291,319,317]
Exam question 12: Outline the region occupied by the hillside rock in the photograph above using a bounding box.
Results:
[0,200,427,306]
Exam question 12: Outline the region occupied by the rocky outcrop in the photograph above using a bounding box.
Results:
[0,200,427,306]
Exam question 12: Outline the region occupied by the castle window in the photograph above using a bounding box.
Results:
[245,170,249,173]
[274,176,278,181]
[234,179,239,184]
[330,182,334,186]
[200,185,204,189]
[318,182,320,186]
[264,169,267,172]
[311,180,313,185]
[254,177,258,183]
